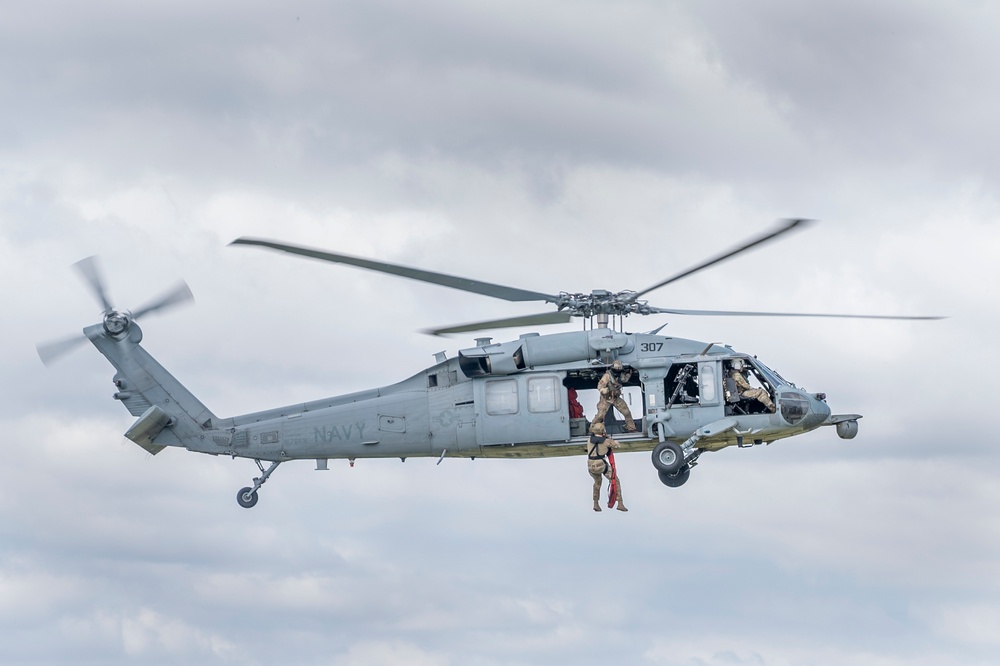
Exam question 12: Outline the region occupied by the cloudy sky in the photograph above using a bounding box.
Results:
[2,1,997,664]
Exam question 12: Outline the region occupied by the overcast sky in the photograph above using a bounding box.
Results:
[2,1,997,664]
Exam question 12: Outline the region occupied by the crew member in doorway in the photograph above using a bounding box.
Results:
[591,360,637,432]
[587,422,627,512]
[730,359,775,412]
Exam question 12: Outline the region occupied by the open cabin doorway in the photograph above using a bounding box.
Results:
[564,369,645,437]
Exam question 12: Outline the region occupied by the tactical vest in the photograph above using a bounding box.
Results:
[588,435,607,460]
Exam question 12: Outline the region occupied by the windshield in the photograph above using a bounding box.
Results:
[750,359,793,388]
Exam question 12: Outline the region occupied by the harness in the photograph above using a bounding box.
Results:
[588,434,619,507]
[587,435,611,472]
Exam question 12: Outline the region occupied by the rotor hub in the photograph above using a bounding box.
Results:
[103,311,131,337]
[556,290,649,318]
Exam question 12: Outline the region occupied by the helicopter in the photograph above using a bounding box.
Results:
[37,219,941,508]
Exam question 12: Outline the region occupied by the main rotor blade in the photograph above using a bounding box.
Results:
[131,281,195,320]
[423,311,573,337]
[230,237,561,304]
[73,256,114,313]
[37,334,89,366]
[646,306,945,320]
[632,218,814,300]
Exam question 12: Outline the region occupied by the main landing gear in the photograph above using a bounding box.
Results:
[237,459,281,508]
[658,467,690,488]
[651,441,699,488]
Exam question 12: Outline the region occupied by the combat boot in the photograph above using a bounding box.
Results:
[593,487,602,512]
[615,487,628,512]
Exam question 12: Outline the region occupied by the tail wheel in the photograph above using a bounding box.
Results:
[651,441,685,474]
[237,487,259,509]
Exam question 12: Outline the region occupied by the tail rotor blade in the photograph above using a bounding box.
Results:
[73,256,114,313]
[37,334,89,366]
[131,281,195,320]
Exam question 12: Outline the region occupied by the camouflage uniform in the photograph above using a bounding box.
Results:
[591,361,637,432]
[731,366,775,412]
[587,423,627,512]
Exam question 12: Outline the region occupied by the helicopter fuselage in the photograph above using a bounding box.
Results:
[92,323,853,480]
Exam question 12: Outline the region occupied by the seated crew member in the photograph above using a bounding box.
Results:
[730,359,775,412]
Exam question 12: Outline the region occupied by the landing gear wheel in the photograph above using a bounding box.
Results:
[235,460,281,509]
[237,487,259,509]
[651,441,685,474]
[658,467,690,488]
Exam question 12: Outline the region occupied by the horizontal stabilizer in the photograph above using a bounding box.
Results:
[823,414,863,425]
[125,405,174,455]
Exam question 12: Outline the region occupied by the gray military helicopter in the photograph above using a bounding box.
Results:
[38,220,941,507]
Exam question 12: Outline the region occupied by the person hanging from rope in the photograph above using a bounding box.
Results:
[591,359,637,433]
[586,422,628,513]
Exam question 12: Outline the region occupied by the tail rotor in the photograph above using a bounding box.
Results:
[37,257,194,366]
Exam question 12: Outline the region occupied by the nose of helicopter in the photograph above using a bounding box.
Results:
[802,391,831,428]
[811,393,831,420]
[777,389,830,428]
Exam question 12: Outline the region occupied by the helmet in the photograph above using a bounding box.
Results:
[731,359,744,371]
[611,360,623,371]
[590,422,606,435]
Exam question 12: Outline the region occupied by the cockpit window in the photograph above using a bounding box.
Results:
[751,359,789,388]
[724,358,777,416]
[779,392,809,424]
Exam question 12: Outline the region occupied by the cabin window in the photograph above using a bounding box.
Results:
[665,363,699,407]
[527,376,560,413]
[485,379,519,415]
[699,363,717,402]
